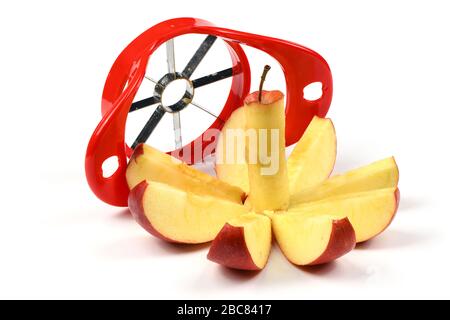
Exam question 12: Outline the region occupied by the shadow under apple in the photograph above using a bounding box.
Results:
[397,195,425,211]
[297,261,337,275]
[153,240,211,254]
[216,266,261,281]
[100,234,211,260]
[112,208,133,220]
[356,229,432,250]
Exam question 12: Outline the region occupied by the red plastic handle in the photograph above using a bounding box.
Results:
[85,17,332,207]
[200,26,333,145]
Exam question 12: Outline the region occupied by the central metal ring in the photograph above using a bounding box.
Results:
[153,72,194,113]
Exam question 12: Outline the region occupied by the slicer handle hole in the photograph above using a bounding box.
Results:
[303,82,323,101]
[102,156,119,178]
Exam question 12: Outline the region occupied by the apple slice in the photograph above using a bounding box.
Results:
[291,157,399,205]
[207,213,271,270]
[244,90,290,212]
[126,144,245,204]
[272,214,355,266]
[216,113,336,197]
[287,116,336,194]
[128,180,249,244]
[288,187,400,242]
[215,107,249,193]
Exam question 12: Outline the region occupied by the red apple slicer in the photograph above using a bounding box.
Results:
[85,17,333,207]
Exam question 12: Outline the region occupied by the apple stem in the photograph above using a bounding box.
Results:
[258,65,271,102]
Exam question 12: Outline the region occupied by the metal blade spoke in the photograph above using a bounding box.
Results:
[190,100,221,120]
[129,95,160,112]
[192,67,233,88]
[182,35,217,78]
[144,75,158,84]
[131,105,166,149]
[172,112,182,149]
[166,39,176,75]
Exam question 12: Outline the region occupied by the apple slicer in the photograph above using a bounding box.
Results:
[85,17,333,207]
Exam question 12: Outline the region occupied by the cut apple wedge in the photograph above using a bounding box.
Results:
[272,213,355,266]
[128,180,248,244]
[126,144,245,204]
[207,213,272,270]
[215,107,250,193]
[291,157,399,205]
[216,112,337,198]
[288,187,400,242]
[287,116,336,194]
[124,73,401,271]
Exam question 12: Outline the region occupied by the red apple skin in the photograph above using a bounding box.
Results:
[207,223,261,271]
[395,188,400,211]
[128,180,181,243]
[308,217,356,265]
[244,90,284,105]
[391,187,400,224]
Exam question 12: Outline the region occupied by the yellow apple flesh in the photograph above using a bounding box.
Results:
[244,90,289,212]
[291,157,399,205]
[288,116,336,194]
[128,180,248,244]
[215,112,337,198]
[215,107,250,193]
[272,213,355,265]
[126,144,245,204]
[288,187,400,242]
[207,212,272,270]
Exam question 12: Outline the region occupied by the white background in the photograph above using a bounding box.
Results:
[1,0,449,299]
